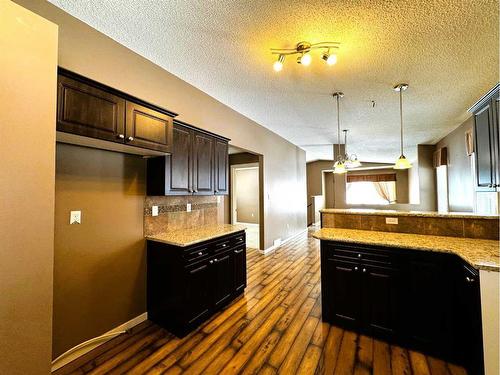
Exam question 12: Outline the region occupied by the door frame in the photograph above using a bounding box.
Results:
[230,163,259,225]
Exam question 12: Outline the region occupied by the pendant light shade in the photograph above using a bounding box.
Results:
[394,155,412,169]
[393,83,412,170]
[333,160,347,174]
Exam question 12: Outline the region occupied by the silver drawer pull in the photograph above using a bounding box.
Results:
[357,254,361,258]
[234,249,244,254]
[209,260,214,264]
[466,276,475,283]
[198,252,203,256]
[362,268,367,273]
[354,266,358,271]
[222,244,227,247]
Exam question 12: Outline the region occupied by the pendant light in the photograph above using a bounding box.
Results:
[332,92,347,174]
[343,129,362,168]
[393,83,412,169]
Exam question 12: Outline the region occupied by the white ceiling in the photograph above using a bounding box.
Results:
[48,0,499,162]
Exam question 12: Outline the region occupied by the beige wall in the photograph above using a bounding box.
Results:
[16,0,307,250]
[436,117,474,212]
[235,167,260,224]
[53,144,146,358]
[0,1,58,373]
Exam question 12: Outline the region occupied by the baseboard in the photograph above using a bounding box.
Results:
[260,228,308,255]
[51,312,148,372]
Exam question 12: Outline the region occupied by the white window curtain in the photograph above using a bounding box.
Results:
[373,181,396,204]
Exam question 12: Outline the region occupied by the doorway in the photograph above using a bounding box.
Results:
[227,146,263,250]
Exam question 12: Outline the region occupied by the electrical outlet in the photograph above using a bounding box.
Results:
[186,203,192,212]
[152,206,159,217]
[70,210,81,225]
[385,217,398,225]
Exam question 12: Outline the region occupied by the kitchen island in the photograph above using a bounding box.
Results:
[314,227,499,375]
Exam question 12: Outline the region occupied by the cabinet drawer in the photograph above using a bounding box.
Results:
[328,246,392,265]
[214,238,231,253]
[232,233,246,247]
[184,246,210,263]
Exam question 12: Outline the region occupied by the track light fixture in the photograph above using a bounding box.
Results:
[271,41,339,71]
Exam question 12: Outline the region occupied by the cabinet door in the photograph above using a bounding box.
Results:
[326,258,362,329]
[125,102,173,152]
[211,252,234,308]
[185,262,211,325]
[164,124,193,195]
[57,75,125,141]
[453,263,484,374]
[474,104,495,189]
[192,132,215,195]
[362,264,400,340]
[233,247,247,294]
[215,139,229,195]
[406,258,451,353]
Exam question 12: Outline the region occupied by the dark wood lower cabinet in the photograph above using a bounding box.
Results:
[320,241,484,375]
[147,231,246,337]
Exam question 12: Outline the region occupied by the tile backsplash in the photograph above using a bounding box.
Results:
[144,195,224,236]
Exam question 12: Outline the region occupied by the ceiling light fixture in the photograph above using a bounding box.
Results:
[343,129,362,168]
[271,41,340,71]
[332,92,347,174]
[393,83,412,170]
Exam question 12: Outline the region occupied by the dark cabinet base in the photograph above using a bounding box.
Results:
[320,241,484,375]
[147,231,246,337]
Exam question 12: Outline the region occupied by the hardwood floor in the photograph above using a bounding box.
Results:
[56,229,468,375]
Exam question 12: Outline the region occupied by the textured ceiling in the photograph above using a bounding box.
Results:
[48,0,499,162]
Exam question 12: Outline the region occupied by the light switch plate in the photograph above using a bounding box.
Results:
[70,210,81,224]
[152,206,159,217]
[186,203,192,212]
[385,217,398,225]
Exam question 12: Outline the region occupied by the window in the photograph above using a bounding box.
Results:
[346,174,397,205]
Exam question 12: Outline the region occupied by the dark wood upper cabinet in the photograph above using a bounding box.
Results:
[57,68,176,154]
[57,75,126,142]
[215,139,229,194]
[125,102,173,153]
[471,84,500,191]
[192,131,215,195]
[147,121,229,196]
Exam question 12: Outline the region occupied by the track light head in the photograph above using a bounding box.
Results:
[322,52,337,65]
[298,52,312,66]
[273,55,285,72]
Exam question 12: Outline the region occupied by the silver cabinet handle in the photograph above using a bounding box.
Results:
[222,244,227,247]
[466,276,475,283]
[354,266,358,271]
[214,258,218,262]
[198,252,203,256]
[209,260,214,264]
[362,268,367,273]
[127,136,134,141]
[234,249,244,254]
[118,134,125,139]
[357,254,361,258]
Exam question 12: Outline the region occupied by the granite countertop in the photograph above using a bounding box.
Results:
[146,224,247,247]
[320,208,499,220]
[313,228,500,272]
